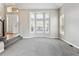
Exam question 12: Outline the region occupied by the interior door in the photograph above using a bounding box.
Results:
[6,14,19,34]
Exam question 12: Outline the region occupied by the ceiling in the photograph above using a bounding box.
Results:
[6,3,64,9]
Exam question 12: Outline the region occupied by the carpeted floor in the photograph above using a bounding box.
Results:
[0,37,79,56]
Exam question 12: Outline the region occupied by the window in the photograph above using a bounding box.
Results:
[29,11,50,34]
[29,12,35,33]
[36,13,44,33]
[7,6,18,13]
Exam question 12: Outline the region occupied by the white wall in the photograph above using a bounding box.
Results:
[19,9,58,38]
[64,4,79,47]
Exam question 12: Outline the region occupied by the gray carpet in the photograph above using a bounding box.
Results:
[0,38,79,56]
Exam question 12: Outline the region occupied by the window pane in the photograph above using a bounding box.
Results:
[29,13,35,33]
[30,13,35,19]
[36,13,43,19]
[45,13,49,19]
[36,13,44,33]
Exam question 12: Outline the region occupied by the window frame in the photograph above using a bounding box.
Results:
[29,11,50,34]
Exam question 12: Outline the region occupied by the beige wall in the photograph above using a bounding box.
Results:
[19,9,29,38]
[0,4,5,19]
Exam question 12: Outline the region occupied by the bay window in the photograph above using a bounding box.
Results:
[29,11,50,34]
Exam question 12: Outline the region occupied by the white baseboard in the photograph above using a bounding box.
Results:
[23,36,59,39]
[61,38,79,49]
